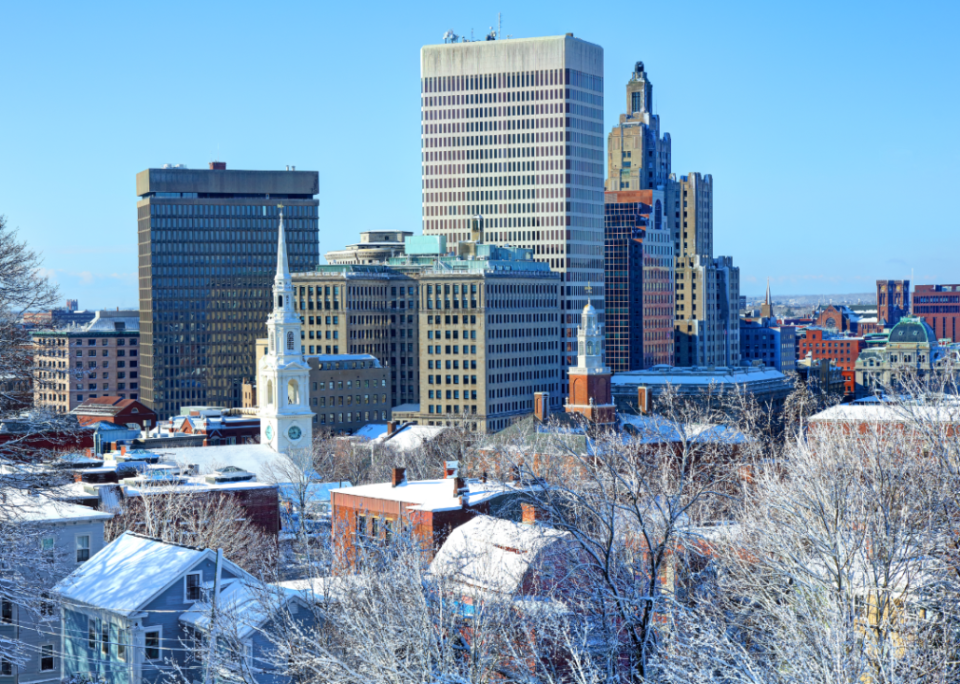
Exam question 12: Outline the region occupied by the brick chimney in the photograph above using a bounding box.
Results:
[209,161,226,170]
[521,502,537,525]
[452,476,466,497]
[637,387,649,415]
[534,391,550,422]
[120,445,126,456]
[391,467,406,487]
[444,461,459,478]
[387,421,398,436]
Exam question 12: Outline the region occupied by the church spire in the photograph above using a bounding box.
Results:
[275,204,291,284]
[765,277,771,306]
[760,277,774,319]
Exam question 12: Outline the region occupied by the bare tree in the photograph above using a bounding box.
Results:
[105,489,278,577]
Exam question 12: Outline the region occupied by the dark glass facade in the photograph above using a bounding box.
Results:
[604,201,645,373]
[137,167,319,416]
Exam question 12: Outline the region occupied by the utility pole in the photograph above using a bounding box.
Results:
[204,548,224,684]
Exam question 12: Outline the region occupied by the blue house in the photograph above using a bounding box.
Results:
[54,532,311,684]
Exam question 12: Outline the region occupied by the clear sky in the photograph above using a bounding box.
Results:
[1,0,957,309]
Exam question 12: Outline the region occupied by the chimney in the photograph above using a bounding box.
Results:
[74,472,82,484]
[637,387,649,415]
[209,161,226,170]
[534,391,550,422]
[391,467,406,487]
[387,421,397,435]
[120,445,126,456]
[452,476,466,497]
[444,460,459,478]
[521,502,537,525]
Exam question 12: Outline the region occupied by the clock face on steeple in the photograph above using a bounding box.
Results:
[288,425,302,441]
[265,425,274,442]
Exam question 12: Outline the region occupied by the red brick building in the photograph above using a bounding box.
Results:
[877,279,910,327]
[565,300,617,425]
[798,328,865,397]
[913,284,960,342]
[330,465,528,562]
[72,397,157,429]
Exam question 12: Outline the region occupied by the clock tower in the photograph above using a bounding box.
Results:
[258,206,313,452]
[565,288,617,425]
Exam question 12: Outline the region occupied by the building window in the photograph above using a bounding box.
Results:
[0,600,11,624]
[88,618,97,650]
[144,629,161,660]
[185,572,202,602]
[76,535,91,563]
[40,644,54,671]
[0,659,10,676]
[286,331,295,350]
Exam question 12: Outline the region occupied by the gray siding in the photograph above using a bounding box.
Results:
[8,519,107,684]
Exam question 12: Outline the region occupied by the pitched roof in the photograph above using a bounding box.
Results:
[54,532,243,616]
[429,515,569,594]
[71,397,152,417]
[2,490,114,524]
[180,580,303,639]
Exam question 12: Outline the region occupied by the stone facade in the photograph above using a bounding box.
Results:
[324,231,413,265]
[855,317,946,398]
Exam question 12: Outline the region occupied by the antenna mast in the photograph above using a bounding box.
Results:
[498,13,502,39]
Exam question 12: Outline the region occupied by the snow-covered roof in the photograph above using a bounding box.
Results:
[808,404,960,424]
[612,365,787,387]
[180,580,301,639]
[149,443,288,482]
[1,490,113,524]
[430,516,570,594]
[332,477,526,512]
[54,532,244,617]
[371,424,446,452]
[619,414,750,445]
[277,481,351,509]
[353,423,389,441]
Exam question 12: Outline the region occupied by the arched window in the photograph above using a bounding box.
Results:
[586,341,595,356]
[266,380,274,406]
[278,295,283,308]
[287,379,300,405]
[269,333,275,352]
[286,331,294,350]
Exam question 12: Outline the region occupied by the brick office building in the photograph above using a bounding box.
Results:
[877,279,910,327]
[912,284,960,343]
[798,327,865,397]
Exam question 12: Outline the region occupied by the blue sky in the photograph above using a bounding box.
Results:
[1,0,957,309]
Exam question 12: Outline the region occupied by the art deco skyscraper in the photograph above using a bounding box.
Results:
[136,163,319,416]
[420,33,604,369]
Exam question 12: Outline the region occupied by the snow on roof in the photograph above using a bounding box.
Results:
[619,414,750,445]
[353,423,389,441]
[430,516,569,594]
[1,490,114,524]
[808,403,960,424]
[180,580,299,639]
[277,481,351,509]
[371,423,446,452]
[332,477,526,512]
[149,443,288,482]
[611,365,787,386]
[55,532,217,616]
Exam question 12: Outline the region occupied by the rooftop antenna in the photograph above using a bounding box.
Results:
[499,13,502,39]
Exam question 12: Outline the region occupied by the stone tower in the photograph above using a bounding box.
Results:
[258,207,314,452]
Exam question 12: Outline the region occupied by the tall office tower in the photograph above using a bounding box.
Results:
[420,33,605,372]
[877,279,910,327]
[713,256,741,367]
[603,189,675,371]
[913,284,960,342]
[137,163,319,416]
[605,61,671,192]
[667,172,713,259]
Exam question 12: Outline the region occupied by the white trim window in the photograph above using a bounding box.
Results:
[40,644,54,672]
[76,535,91,563]
[185,572,202,602]
[117,628,128,661]
[88,618,97,651]
[144,628,161,661]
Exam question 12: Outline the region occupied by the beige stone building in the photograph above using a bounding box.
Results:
[391,244,562,434]
[253,342,391,433]
[605,61,671,192]
[32,311,141,413]
[667,172,713,259]
[290,267,420,408]
[324,231,412,265]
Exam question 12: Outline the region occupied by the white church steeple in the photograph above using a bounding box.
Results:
[258,206,313,452]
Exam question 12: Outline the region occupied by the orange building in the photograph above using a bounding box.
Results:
[798,328,865,397]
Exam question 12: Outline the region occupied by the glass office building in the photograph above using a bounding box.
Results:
[136,164,319,416]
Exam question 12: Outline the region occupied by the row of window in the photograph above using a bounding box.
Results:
[318,411,386,425]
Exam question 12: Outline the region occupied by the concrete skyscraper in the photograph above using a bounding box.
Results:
[420,33,604,370]
[136,164,319,416]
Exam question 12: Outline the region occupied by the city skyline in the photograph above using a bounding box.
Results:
[2,0,958,308]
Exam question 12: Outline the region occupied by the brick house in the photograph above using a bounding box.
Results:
[71,397,157,429]
[798,327,865,397]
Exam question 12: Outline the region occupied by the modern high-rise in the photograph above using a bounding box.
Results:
[603,189,675,371]
[605,61,671,192]
[420,34,605,372]
[136,163,319,416]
